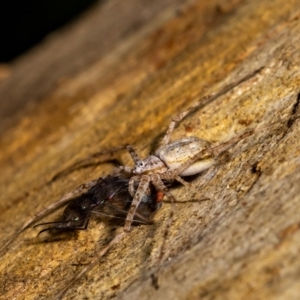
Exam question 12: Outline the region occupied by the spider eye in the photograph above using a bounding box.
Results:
[137,162,144,167]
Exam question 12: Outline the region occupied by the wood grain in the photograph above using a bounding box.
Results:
[1,0,300,299]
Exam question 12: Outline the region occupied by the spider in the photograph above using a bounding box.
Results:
[53,69,263,298]
[116,70,263,234]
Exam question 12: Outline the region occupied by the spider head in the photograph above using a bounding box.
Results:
[133,155,166,174]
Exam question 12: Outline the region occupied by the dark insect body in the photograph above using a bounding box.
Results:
[34,175,163,235]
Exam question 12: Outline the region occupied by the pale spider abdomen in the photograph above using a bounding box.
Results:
[156,136,215,176]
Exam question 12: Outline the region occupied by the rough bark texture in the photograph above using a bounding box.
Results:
[1,0,300,299]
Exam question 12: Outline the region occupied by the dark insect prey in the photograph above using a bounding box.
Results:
[34,175,164,235]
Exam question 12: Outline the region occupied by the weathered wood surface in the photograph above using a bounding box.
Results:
[1,0,300,299]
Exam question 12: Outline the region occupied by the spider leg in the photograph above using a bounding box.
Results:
[160,94,211,147]
[112,165,133,175]
[52,145,127,181]
[210,128,254,156]
[55,232,126,300]
[128,175,140,197]
[166,127,255,179]
[126,145,142,164]
[160,68,263,147]
[124,175,150,232]
[174,175,209,200]
[0,180,97,256]
[150,174,177,289]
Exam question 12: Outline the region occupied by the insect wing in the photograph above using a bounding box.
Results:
[90,176,162,225]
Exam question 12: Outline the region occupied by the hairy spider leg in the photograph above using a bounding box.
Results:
[150,127,257,287]
[126,144,143,164]
[125,175,151,232]
[160,67,263,147]
[56,232,127,300]
[52,145,128,181]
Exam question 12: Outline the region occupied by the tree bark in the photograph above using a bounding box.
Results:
[0,0,300,299]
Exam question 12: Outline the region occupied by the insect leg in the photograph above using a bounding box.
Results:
[33,215,90,236]
[0,180,97,256]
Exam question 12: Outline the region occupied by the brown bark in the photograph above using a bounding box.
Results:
[0,0,300,299]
